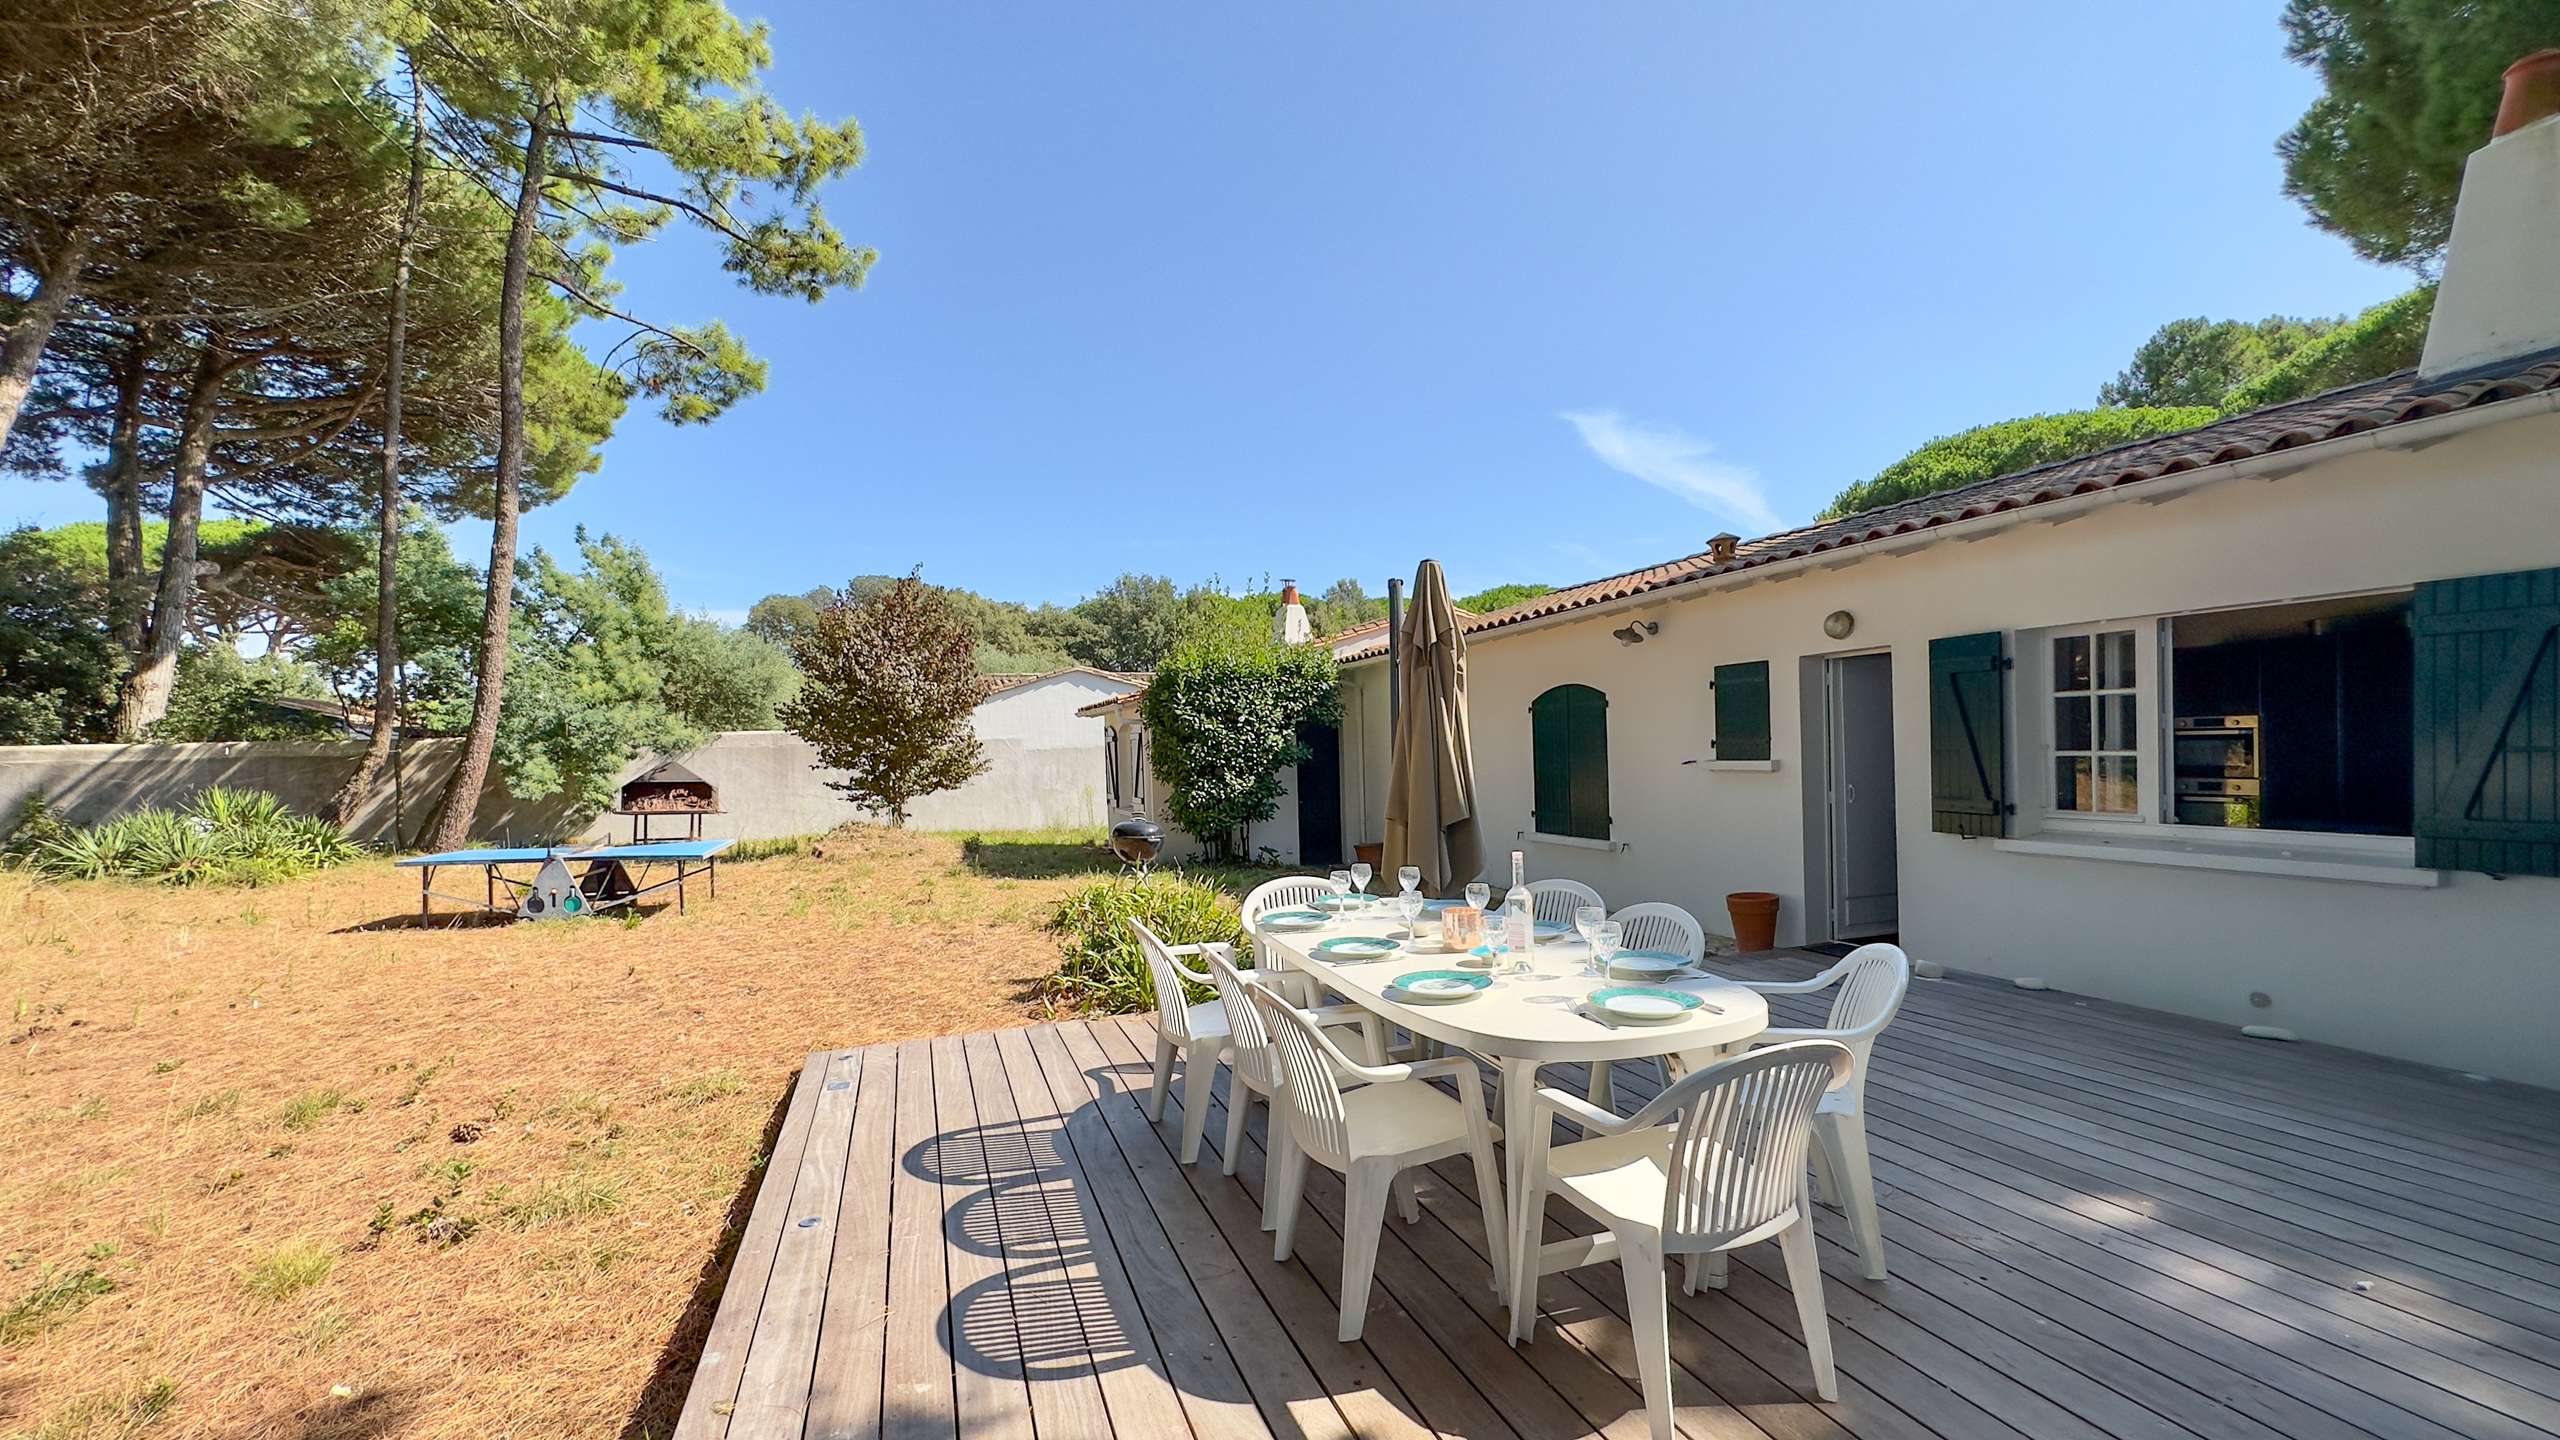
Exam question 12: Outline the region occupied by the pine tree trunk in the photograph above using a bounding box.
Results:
[333,62,427,837]
[0,224,92,453]
[102,324,152,662]
[115,343,230,739]
[427,107,552,853]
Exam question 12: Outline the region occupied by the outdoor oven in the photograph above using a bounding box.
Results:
[614,760,721,841]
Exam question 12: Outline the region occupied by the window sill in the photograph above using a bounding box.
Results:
[1990,833,2442,888]
[1704,759,1779,772]
[1530,831,1618,853]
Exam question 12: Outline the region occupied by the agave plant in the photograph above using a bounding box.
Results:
[186,786,288,831]
[125,810,222,885]
[29,824,138,881]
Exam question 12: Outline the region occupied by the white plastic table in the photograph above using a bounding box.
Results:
[1258,904,1768,1303]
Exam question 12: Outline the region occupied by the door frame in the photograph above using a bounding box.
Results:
[1798,647,1900,944]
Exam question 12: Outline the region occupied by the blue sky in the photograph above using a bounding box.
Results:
[2,1,2411,618]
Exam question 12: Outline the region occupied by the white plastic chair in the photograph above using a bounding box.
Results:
[1580,903,1710,1109]
[1524,877,1604,927]
[1135,918,1244,1166]
[1202,946,1385,1200]
[1252,984,1510,1341]
[1730,942,1910,1280]
[1241,874,1345,1004]
[1507,1040,1855,1438]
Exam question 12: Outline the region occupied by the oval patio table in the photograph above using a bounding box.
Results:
[1258,907,1768,1323]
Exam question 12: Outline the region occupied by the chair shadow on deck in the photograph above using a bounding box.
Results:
[906,1120,1157,1383]
[617,1060,805,1440]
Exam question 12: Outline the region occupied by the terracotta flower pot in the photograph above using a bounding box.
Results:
[1726,891,1781,953]
[1355,842,1384,872]
[2496,49,2560,138]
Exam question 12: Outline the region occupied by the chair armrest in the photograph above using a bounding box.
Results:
[1752,1025,1840,1044]
[1533,1084,1642,1135]
[1733,975,1836,995]
[1305,1003,1379,1030]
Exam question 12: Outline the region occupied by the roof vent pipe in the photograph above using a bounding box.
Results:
[1708,533,1740,563]
[2419,51,2560,380]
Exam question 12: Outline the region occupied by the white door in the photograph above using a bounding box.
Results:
[1827,653,1900,939]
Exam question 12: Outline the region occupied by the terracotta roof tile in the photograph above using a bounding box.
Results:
[1339,353,2560,662]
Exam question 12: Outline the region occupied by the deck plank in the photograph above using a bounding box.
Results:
[881,1039,956,1440]
[805,1045,898,1440]
[670,956,2560,1440]
[671,1045,832,1440]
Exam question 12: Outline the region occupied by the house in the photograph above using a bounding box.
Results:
[1328,102,2560,1088]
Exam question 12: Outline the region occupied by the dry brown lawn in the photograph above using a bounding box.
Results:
[0,827,1136,1440]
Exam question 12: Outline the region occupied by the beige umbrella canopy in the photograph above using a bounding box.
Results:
[1383,560,1483,895]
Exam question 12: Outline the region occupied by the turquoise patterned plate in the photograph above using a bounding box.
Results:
[1608,952,1689,981]
[1388,969,1493,1004]
[1312,894,1375,913]
[1591,985,1703,1023]
[1259,910,1329,931]
[1314,935,1402,961]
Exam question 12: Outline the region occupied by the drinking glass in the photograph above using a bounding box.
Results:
[1573,904,1606,954]
[1589,920,1624,978]
[1464,881,1490,912]
[1396,887,1425,939]
[1398,865,1421,895]
[1327,869,1352,908]
[1350,861,1373,897]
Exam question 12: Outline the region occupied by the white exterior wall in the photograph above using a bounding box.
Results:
[973,671,1138,749]
[1344,410,2560,1087]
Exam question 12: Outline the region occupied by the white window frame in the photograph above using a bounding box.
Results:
[2024,618,2158,831]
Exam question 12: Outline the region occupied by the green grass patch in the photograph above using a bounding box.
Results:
[21,1377,178,1439]
[277,1088,349,1130]
[2,1264,115,1345]
[666,1070,742,1108]
[178,1089,239,1121]
[240,1239,334,1302]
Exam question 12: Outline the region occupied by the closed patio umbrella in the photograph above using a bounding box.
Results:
[1383,559,1483,894]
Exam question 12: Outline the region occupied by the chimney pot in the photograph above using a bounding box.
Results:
[2494,50,2560,138]
[1280,580,1299,605]
[1708,533,1741,563]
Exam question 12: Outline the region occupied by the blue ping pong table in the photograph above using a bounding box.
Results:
[395,838,733,920]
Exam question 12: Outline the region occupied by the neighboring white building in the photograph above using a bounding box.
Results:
[1325,107,2560,1087]
[892,667,1144,831]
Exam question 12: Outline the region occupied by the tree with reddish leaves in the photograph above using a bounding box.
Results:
[780,575,989,828]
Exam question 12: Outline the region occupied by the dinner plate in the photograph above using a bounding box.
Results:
[1534,920,1573,938]
[1388,969,1492,1004]
[1311,894,1375,913]
[1258,910,1328,931]
[1591,985,1704,1024]
[1314,935,1402,961]
[1607,953,1688,982]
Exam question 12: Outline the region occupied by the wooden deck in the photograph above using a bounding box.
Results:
[672,953,2560,1440]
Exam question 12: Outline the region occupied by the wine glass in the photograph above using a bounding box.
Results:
[1397,865,1421,895]
[1350,861,1373,898]
[1327,869,1352,909]
[1589,919,1624,979]
[1464,881,1490,912]
[1395,886,1425,940]
[1573,905,1605,969]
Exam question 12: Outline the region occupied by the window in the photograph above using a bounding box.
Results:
[2050,629,2140,815]
[1103,725,1123,808]
[1530,683,1610,840]
[1711,661,1771,762]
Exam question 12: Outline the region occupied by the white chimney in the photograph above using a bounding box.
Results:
[2419,51,2560,380]
[1276,580,1312,646]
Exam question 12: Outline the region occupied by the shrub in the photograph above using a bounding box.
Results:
[240,1239,335,1303]
[1819,406,2222,520]
[1042,873,1248,1015]
[15,788,363,886]
[2220,285,2435,413]
[1141,628,1339,860]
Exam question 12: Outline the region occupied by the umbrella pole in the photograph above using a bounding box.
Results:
[1386,576,1404,740]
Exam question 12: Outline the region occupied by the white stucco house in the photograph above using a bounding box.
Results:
[1318,107,2560,1088]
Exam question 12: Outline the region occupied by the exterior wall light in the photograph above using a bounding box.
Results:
[1823,610,1856,641]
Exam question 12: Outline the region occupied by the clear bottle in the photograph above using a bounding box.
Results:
[1501,850,1534,955]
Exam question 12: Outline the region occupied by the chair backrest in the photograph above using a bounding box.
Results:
[1524,877,1604,926]
[1820,943,1911,1104]
[1658,1039,1853,1252]
[1205,946,1273,1091]
[1130,918,1198,1041]
[1251,985,1350,1164]
[1609,902,1705,961]
[1241,874,1342,966]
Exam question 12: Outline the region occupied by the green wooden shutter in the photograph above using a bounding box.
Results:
[1712,661,1771,762]
[2413,568,2560,876]
[1928,632,2010,837]
[1531,684,1611,840]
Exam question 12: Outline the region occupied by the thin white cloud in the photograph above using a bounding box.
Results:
[1559,409,1781,535]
